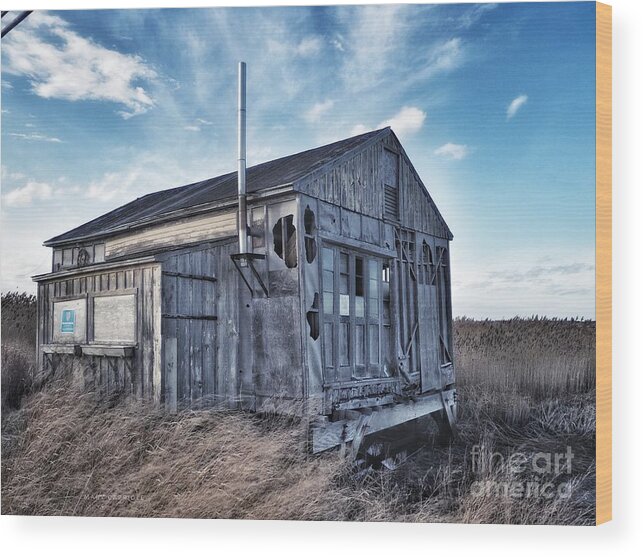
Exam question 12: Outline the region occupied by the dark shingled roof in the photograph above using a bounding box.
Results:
[46,128,388,246]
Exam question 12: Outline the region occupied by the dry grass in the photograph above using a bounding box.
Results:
[1,294,596,524]
[1,293,37,410]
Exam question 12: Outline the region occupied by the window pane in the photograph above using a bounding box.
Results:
[368,259,378,279]
[323,292,334,314]
[322,247,334,271]
[340,273,349,295]
[355,325,364,366]
[339,252,349,273]
[339,322,349,365]
[323,270,334,292]
[324,322,334,367]
[355,257,364,296]
[339,294,350,316]
[355,296,364,318]
[369,324,379,365]
[369,278,378,318]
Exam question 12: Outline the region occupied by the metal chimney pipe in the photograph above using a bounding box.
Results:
[237,61,248,255]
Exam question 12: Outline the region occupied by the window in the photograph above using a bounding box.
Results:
[321,245,392,381]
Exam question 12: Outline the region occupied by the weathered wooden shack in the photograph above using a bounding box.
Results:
[33,125,456,452]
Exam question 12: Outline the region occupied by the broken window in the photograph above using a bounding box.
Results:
[272,215,297,268]
[304,205,317,263]
[355,257,364,318]
[306,293,320,340]
[304,205,316,235]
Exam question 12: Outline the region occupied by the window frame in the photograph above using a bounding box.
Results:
[320,243,392,382]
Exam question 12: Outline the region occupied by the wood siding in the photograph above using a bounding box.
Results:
[295,132,451,239]
[105,210,237,260]
[160,241,236,409]
[37,261,162,401]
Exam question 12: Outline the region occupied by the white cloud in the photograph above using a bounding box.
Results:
[296,36,322,57]
[350,123,371,136]
[434,142,469,160]
[8,132,62,143]
[2,12,157,119]
[304,100,334,123]
[184,125,201,132]
[3,181,53,207]
[507,94,528,119]
[379,106,426,138]
[196,118,213,125]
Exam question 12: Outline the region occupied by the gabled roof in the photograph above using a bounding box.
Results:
[45,128,388,246]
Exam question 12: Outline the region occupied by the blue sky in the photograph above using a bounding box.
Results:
[0,2,596,318]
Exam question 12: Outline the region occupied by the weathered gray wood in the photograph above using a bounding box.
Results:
[81,345,135,358]
[93,293,137,343]
[311,389,455,453]
[164,336,178,413]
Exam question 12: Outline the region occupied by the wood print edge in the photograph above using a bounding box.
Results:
[595,0,612,526]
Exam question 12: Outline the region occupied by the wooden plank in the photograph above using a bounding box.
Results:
[596,1,611,526]
[152,265,163,406]
[80,345,134,358]
[311,389,455,453]
[161,271,217,283]
[164,336,178,413]
[190,251,203,403]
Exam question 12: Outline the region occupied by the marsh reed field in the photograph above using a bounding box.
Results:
[1,293,596,524]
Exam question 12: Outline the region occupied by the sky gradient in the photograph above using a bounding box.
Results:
[0,2,597,318]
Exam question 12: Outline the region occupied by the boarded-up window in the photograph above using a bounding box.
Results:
[93,294,137,344]
[53,298,87,343]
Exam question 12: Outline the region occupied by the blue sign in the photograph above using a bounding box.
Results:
[61,309,75,333]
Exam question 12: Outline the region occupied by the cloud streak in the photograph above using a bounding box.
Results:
[8,132,62,143]
[507,94,528,119]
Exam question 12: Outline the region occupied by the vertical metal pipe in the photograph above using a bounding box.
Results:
[237,61,248,255]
